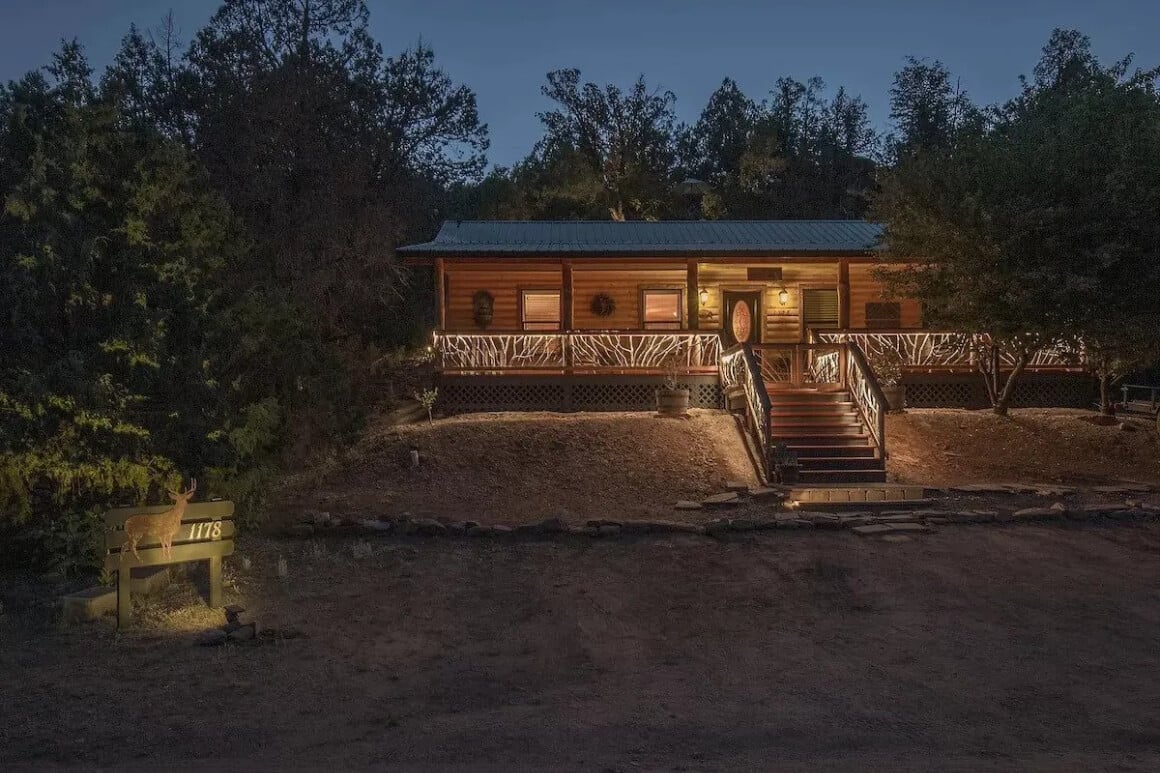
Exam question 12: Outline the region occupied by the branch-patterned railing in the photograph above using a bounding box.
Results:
[845,342,887,454]
[720,343,772,471]
[814,330,1084,371]
[436,331,722,373]
[750,343,845,388]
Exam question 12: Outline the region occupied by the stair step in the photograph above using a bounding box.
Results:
[772,427,869,438]
[771,417,863,427]
[797,456,886,471]
[772,434,874,448]
[796,469,888,484]
[791,445,879,458]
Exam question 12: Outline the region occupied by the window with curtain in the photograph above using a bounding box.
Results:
[521,290,560,330]
[642,289,682,330]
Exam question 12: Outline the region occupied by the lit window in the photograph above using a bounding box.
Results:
[521,290,560,330]
[642,289,682,330]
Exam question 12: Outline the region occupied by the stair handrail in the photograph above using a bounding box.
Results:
[845,341,887,456]
[719,341,773,475]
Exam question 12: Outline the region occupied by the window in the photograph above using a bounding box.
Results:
[642,289,683,330]
[865,302,901,329]
[802,288,840,330]
[521,290,560,330]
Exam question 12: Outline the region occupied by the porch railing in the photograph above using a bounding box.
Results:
[845,342,887,451]
[749,343,845,388]
[435,330,722,373]
[813,330,1084,371]
[720,344,772,463]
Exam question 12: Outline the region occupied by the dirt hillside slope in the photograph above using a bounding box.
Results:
[888,408,1160,486]
[278,410,758,526]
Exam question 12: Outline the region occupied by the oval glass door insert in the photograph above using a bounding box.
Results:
[731,300,752,342]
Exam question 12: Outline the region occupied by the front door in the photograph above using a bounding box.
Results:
[722,291,762,346]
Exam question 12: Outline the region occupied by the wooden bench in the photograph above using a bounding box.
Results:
[1120,384,1160,416]
[103,500,235,628]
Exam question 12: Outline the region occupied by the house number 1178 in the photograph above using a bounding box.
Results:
[187,521,223,541]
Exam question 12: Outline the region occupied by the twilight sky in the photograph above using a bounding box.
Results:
[2,0,1158,167]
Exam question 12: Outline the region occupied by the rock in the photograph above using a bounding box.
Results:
[1119,422,1137,432]
[227,622,257,642]
[805,513,843,529]
[775,518,813,529]
[595,524,621,537]
[645,520,706,535]
[619,520,656,534]
[674,500,703,511]
[853,522,928,536]
[304,509,332,527]
[729,518,757,532]
[947,511,989,524]
[880,513,921,523]
[1082,503,1129,515]
[466,524,497,537]
[224,604,246,625]
[724,480,750,493]
[748,487,782,500]
[1012,507,1058,520]
[880,534,913,543]
[585,518,622,529]
[406,518,448,536]
[852,523,895,536]
[360,519,393,532]
[287,524,314,538]
[197,629,229,647]
[702,492,741,507]
[491,525,513,535]
[1050,502,1068,512]
[517,517,568,535]
[60,586,117,624]
[926,517,949,525]
[463,520,481,531]
[890,522,930,533]
[704,518,732,537]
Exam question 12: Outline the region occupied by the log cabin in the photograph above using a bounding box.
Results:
[400,220,1090,483]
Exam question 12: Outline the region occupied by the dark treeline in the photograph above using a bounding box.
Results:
[3,2,1158,571]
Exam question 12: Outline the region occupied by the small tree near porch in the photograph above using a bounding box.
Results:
[873,30,1160,415]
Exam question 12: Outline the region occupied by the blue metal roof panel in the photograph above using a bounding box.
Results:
[399,220,883,256]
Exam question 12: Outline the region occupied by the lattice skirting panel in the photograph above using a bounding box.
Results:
[903,373,1095,409]
[439,375,722,414]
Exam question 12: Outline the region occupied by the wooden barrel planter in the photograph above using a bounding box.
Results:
[656,387,691,417]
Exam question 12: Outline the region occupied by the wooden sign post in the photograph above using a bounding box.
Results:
[103,500,235,628]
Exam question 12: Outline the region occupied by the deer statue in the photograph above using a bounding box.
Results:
[121,479,197,561]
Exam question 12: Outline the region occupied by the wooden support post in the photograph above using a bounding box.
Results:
[838,259,850,330]
[562,261,574,330]
[117,566,131,628]
[434,258,446,331]
[208,555,222,608]
[686,259,699,329]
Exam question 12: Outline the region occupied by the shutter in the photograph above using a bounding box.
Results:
[522,291,560,329]
[802,289,839,328]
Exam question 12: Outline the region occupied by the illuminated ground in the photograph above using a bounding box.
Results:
[5,522,1160,770]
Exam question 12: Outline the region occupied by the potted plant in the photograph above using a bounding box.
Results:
[868,350,906,412]
[472,290,494,329]
[772,442,800,485]
[655,358,691,417]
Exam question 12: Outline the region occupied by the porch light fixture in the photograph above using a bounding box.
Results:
[778,288,790,306]
[698,287,709,305]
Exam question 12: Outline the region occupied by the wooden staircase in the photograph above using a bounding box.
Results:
[768,388,886,484]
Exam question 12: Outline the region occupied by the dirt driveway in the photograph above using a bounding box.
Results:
[5,522,1160,770]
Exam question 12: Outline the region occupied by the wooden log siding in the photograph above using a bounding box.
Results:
[847,263,923,329]
[572,267,687,329]
[444,265,561,330]
[441,260,920,338]
[698,262,839,342]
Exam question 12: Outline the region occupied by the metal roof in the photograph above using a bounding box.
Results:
[398,220,883,259]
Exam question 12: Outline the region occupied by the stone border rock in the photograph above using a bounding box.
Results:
[282,501,1159,542]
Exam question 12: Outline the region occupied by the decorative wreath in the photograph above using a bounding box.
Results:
[590,292,616,317]
[472,290,495,329]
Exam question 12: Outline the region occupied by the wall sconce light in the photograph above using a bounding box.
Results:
[698,287,709,305]
[778,288,790,306]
